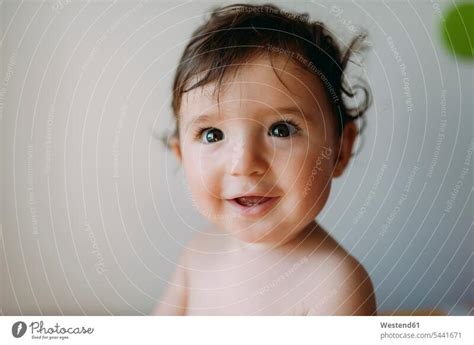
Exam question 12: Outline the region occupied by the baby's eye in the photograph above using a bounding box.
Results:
[268,121,300,138]
[200,127,224,144]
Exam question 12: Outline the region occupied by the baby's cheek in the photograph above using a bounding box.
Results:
[294,154,333,202]
[184,158,221,210]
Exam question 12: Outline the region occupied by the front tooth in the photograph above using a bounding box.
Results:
[237,197,260,206]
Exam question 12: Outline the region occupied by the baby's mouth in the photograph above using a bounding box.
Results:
[227,195,280,217]
[233,196,273,207]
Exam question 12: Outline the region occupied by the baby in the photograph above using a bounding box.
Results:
[153,4,376,315]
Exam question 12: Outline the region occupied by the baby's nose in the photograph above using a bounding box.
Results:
[228,137,268,176]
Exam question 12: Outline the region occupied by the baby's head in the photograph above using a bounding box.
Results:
[166,4,371,245]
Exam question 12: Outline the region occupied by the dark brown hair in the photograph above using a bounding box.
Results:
[167,3,371,144]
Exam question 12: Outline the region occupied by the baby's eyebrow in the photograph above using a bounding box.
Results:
[184,114,221,132]
[273,106,307,117]
[184,106,306,131]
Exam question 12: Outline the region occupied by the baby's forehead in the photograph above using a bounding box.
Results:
[180,54,331,119]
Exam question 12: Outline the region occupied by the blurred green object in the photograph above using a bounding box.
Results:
[441,2,474,59]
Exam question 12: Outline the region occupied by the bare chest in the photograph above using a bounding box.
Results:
[185,254,314,315]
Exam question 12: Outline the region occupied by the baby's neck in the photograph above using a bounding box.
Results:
[228,220,321,252]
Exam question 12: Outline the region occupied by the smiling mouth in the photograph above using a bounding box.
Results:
[233,196,273,207]
[226,194,280,217]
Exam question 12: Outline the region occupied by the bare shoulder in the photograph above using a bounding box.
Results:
[296,229,377,316]
[151,227,224,316]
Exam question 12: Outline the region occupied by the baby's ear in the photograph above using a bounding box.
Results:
[333,122,358,178]
[169,136,182,162]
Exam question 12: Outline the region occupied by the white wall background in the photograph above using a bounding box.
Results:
[1,0,472,315]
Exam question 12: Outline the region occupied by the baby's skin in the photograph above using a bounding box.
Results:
[153,54,376,315]
[154,222,376,315]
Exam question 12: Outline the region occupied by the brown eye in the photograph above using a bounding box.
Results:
[201,128,224,143]
[269,121,299,137]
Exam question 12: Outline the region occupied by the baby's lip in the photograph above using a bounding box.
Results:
[226,193,279,200]
[226,195,281,216]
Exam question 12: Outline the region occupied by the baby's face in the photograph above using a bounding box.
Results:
[174,54,353,245]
